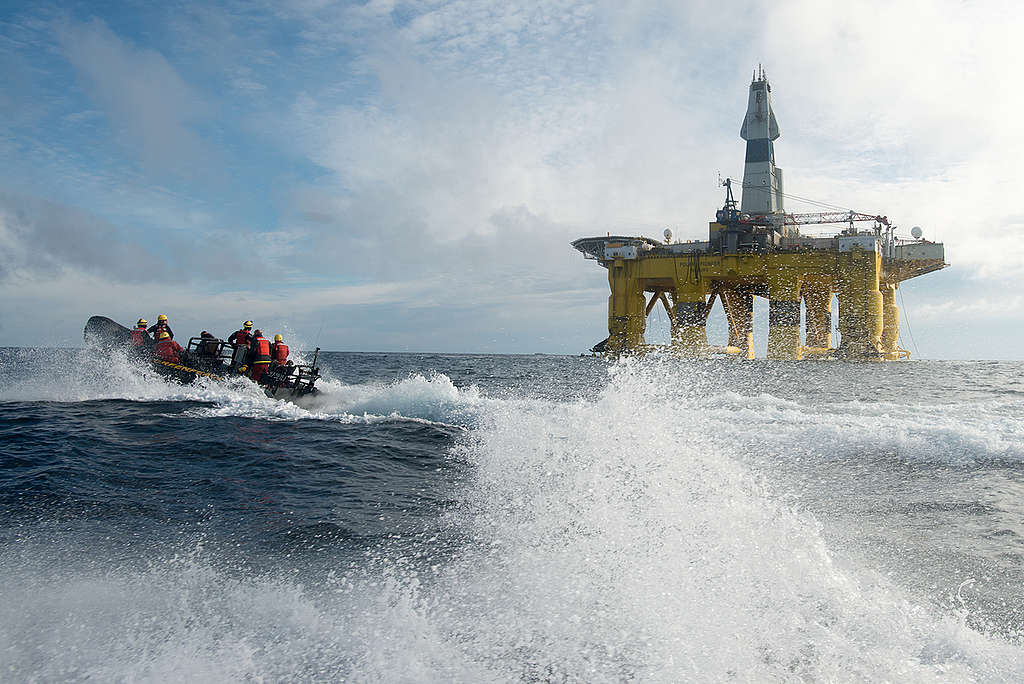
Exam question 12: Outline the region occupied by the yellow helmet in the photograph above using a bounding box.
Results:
[158,331,170,339]
[158,314,167,322]
[137,318,147,326]
[243,321,253,328]
[274,334,283,342]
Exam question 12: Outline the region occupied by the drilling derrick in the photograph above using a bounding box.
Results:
[572,69,946,360]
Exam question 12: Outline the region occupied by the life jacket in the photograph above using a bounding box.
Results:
[251,336,271,364]
[149,322,173,339]
[271,342,289,363]
[154,338,181,363]
[231,329,251,347]
[129,328,148,346]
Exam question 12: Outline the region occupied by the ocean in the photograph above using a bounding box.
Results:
[0,348,1022,681]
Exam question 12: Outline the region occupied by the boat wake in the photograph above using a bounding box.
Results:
[0,348,485,427]
[181,372,484,428]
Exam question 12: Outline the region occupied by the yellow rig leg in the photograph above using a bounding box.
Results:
[722,288,755,359]
[767,275,802,360]
[672,280,708,359]
[838,250,883,359]
[880,283,900,359]
[803,280,833,350]
[607,259,647,354]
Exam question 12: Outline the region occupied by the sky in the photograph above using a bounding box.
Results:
[1,0,1022,357]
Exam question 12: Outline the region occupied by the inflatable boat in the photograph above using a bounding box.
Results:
[83,316,321,398]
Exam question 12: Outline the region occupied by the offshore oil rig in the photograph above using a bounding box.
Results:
[572,68,946,360]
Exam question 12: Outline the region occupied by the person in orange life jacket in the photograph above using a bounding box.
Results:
[129,318,150,346]
[270,334,289,365]
[154,331,183,363]
[227,320,253,349]
[248,329,272,382]
[147,314,173,340]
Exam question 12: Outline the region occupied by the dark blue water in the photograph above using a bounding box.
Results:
[1,348,1022,680]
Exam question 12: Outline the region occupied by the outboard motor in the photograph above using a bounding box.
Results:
[230,344,249,371]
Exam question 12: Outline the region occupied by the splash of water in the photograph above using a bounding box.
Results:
[2,355,1022,680]
[353,357,1021,680]
[0,348,484,426]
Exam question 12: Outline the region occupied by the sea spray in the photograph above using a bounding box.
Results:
[342,356,1024,680]
[1,351,1022,680]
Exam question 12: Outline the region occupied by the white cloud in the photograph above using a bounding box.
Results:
[56,17,212,174]
[756,0,1024,278]
[263,0,1024,355]
[914,294,1024,322]
[3,0,1023,355]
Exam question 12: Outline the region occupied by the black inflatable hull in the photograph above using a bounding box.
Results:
[85,315,149,350]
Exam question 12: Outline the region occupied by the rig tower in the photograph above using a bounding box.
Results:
[572,70,946,360]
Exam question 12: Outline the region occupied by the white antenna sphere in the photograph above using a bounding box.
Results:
[663,228,673,243]
[911,226,923,239]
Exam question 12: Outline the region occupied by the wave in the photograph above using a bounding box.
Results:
[698,390,1024,467]
[377,357,1024,680]
[3,358,1021,681]
[183,372,484,427]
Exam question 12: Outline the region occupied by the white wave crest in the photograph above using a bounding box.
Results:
[185,372,483,426]
[0,349,482,426]
[332,357,1024,680]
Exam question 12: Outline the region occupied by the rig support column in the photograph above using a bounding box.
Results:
[838,250,884,359]
[607,258,646,354]
[672,280,708,358]
[767,274,802,360]
[722,288,755,359]
[803,279,833,350]
[880,282,900,358]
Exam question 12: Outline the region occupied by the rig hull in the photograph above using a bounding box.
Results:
[573,236,943,360]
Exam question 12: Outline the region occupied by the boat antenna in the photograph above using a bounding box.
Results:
[314,319,324,348]
[311,319,325,370]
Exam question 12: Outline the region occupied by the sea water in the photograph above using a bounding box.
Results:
[0,348,1022,681]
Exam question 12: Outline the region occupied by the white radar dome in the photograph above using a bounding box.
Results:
[911,226,923,239]
[663,228,673,243]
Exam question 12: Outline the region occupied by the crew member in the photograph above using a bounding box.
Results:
[154,331,183,363]
[147,314,173,340]
[270,334,289,365]
[248,329,272,382]
[129,318,150,346]
[198,331,219,357]
[228,321,253,349]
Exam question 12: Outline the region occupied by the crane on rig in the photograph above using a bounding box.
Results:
[710,176,895,253]
[717,176,888,232]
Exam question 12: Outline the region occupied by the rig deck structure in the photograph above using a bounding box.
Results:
[572,69,946,360]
